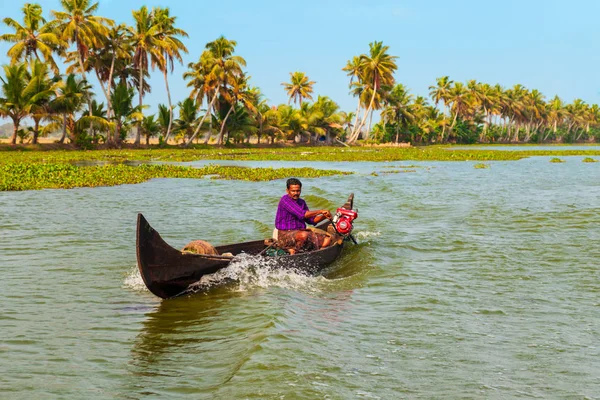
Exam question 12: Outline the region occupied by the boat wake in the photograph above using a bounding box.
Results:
[189,253,329,293]
[123,253,332,295]
[355,230,381,240]
[123,267,147,292]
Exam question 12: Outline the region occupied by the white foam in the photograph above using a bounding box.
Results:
[123,266,147,292]
[124,254,330,295]
[190,253,327,293]
[355,230,381,239]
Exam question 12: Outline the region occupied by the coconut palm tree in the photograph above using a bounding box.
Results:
[184,36,246,146]
[546,95,565,140]
[174,97,199,143]
[27,59,60,143]
[129,5,163,145]
[446,82,471,141]
[381,84,414,144]
[1,3,63,73]
[50,73,92,143]
[347,41,397,143]
[282,71,315,106]
[153,7,188,145]
[110,81,142,143]
[217,73,255,144]
[50,0,113,85]
[156,103,171,143]
[141,114,159,145]
[0,63,32,144]
[342,56,364,138]
[80,23,131,131]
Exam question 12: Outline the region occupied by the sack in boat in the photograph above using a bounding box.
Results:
[181,240,218,255]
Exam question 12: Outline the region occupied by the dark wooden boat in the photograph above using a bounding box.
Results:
[136,194,355,299]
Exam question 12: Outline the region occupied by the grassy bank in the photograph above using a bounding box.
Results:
[3,145,600,165]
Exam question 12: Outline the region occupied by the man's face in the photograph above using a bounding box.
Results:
[287,184,301,200]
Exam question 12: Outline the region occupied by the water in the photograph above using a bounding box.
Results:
[1,156,600,399]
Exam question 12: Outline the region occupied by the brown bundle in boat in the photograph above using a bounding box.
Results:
[181,240,218,255]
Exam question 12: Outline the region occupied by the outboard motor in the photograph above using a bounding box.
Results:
[332,208,358,242]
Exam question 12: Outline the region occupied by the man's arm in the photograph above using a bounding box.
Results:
[304,209,332,224]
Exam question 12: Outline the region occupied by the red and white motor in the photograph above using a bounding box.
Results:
[332,208,358,236]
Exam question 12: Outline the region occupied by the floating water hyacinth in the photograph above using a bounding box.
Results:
[2,146,600,165]
[0,163,351,191]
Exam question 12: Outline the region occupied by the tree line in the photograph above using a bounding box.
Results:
[1,1,597,147]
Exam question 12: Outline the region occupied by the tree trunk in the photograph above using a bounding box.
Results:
[135,63,144,145]
[186,88,219,147]
[349,83,378,143]
[349,97,361,141]
[217,104,235,145]
[163,68,174,145]
[32,118,40,144]
[75,36,94,135]
[10,119,19,145]
[367,109,374,140]
[204,91,217,144]
[59,114,67,143]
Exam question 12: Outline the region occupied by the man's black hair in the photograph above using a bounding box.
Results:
[286,178,302,189]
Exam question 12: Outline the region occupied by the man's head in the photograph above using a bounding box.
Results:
[286,178,302,200]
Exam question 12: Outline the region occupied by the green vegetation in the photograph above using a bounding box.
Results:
[550,158,565,163]
[1,2,599,148]
[2,146,600,165]
[0,162,350,191]
[474,163,490,169]
[582,157,598,163]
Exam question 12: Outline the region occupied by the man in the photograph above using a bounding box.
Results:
[275,178,333,254]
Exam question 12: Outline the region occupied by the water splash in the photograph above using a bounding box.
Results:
[355,230,381,240]
[123,254,330,295]
[190,253,328,293]
[123,266,146,292]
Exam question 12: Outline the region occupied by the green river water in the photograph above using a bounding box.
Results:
[1,156,599,399]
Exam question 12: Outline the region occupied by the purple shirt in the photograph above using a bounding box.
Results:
[275,195,316,230]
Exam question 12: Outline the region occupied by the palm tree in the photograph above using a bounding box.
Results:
[312,95,343,143]
[156,103,171,143]
[50,73,92,143]
[0,63,32,144]
[429,76,453,140]
[227,105,257,144]
[84,99,108,143]
[51,0,113,132]
[130,5,163,145]
[217,73,255,144]
[174,97,199,143]
[27,59,60,143]
[546,95,565,140]
[342,56,364,138]
[1,3,63,73]
[81,23,130,132]
[381,84,414,144]
[141,114,159,145]
[153,7,188,145]
[348,41,398,143]
[184,36,246,146]
[110,82,142,143]
[446,82,471,141]
[282,71,315,106]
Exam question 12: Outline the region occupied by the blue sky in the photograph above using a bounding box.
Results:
[1,0,600,117]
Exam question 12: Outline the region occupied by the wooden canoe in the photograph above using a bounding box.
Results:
[136,194,355,299]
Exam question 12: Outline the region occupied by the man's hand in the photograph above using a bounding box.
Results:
[321,210,332,220]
